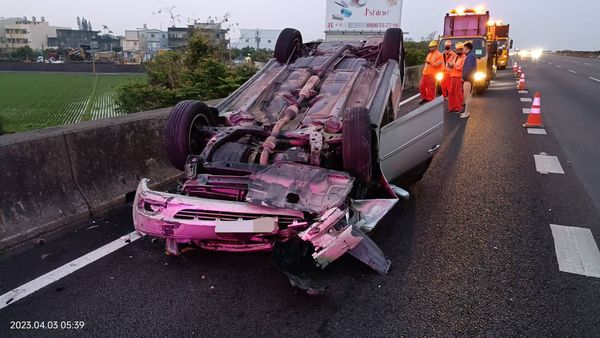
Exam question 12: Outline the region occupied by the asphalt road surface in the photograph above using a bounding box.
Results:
[1,64,600,337]
[519,54,600,210]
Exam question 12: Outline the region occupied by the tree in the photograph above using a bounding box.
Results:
[115,31,257,114]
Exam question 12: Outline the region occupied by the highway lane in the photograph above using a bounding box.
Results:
[519,55,600,210]
[1,70,600,337]
[541,54,600,76]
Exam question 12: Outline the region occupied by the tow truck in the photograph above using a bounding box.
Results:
[438,7,498,95]
[488,21,512,70]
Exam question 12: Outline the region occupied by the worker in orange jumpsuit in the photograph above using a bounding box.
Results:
[441,40,456,99]
[448,42,466,113]
[419,40,444,104]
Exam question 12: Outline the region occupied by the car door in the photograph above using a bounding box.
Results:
[378,96,444,182]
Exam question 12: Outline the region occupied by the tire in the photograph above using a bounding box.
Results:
[165,100,216,171]
[475,86,486,95]
[380,28,405,65]
[343,107,372,185]
[394,157,433,188]
[274,28,302,64]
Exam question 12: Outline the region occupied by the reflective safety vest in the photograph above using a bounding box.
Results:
[450,54,466,78]
[443,50,457,75]
[423,50,444,77]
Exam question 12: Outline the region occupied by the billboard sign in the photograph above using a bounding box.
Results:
[325,0,403,32]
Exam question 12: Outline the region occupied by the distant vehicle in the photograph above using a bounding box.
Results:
[50,59,64,64]
[133,27,444,293]
[36,56,44,63]
[439,7,497,95]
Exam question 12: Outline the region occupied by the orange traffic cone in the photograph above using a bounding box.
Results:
[513,62,518,75]
[517,73,527,90]
[523,92,543,128]
[516,66,522,79]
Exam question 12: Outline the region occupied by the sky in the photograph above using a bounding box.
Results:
[2,0,600,51]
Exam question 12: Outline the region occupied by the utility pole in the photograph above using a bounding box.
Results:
[255,28,261,50]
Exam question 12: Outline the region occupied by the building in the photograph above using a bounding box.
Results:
[0,16,66,51]
[48,29,99,49]
[235,29,282,51]
[191,21,228,49]
[95,34,121,52]
[167,26,192,50]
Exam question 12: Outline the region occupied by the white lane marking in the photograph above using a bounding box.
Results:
[527,128,547,135]
[550,224,600,278]
[548,62,553,65]
[589,77,600,83]
[522,108,531,114]
[555,65,562,69]
[518,90,529,94]
[0,231,142,310]
[584,63,591,66]
[521,98,532,102]
[534,154,565,174]
[399,93,421,106]
[568,70,577,74]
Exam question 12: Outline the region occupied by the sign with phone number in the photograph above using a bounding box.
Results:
[325,0,403,32]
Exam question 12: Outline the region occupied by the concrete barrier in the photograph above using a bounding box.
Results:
[404,65,424,90]
[1,98,223,250]
[0,130,89,249]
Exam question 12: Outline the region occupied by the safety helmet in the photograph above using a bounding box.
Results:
[455,42,464,49]
[429,40,439,48]
[444,40,452,47]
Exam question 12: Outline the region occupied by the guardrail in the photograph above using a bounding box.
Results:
[0,62,144,73]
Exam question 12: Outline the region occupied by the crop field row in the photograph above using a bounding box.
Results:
[0,72,145,133]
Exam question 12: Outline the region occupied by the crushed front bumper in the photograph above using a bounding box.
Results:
[133,179,306,253]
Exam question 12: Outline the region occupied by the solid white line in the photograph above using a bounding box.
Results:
[0,231,142,310]
[399,93,421,106]
[568,70,577,74]
[527,128,547,135]
[534,154,565,174]
[550,224,600,278]
[522,108,531,114]
[589,77,600,83]
[521,98,532,102]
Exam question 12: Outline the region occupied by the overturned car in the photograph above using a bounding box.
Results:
[133,28,444,291]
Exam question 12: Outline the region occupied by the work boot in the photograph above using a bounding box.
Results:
[459,112,470,119]
[418,99,429,105]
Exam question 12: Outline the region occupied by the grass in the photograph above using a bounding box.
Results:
[0,72,146,133]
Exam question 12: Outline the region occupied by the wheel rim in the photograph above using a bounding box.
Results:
[188,114,211,155]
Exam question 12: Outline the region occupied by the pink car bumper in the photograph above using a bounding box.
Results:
[133,179,306,253]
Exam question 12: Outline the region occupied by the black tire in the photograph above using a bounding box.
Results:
[343,107,372,185]
[394,157,433,188]
[274,28,302,64]
[380,28,405,65]
[165,100,216,171]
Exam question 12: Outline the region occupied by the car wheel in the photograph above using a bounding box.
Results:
[165,100,216,171]
[380,28,405,67]
[343,107,372,186]
[274,28,302,64]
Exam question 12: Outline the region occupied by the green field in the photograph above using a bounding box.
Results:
[0,72,145,133]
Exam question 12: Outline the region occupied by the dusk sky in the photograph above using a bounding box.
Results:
[3,0,600,50]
